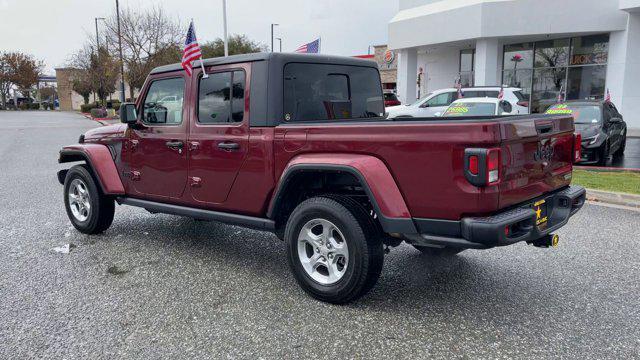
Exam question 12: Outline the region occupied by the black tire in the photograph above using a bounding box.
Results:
[596,143,609,166]
[63,164,115,234]
[614,135,626,158]
[285,196,384,304]
[412,245,465,256]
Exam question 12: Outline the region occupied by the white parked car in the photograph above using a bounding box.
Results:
[440,98,516,117]
[386,86,529,118]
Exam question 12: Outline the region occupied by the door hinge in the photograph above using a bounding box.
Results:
[189,177,202,187]
[130,171,141,181]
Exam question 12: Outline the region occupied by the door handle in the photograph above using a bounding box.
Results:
[218,142,240,151]
[166,141,184,149]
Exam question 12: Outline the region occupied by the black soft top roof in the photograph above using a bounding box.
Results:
[150,52,378,75]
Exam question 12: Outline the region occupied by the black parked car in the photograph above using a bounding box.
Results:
[546,100,627,165]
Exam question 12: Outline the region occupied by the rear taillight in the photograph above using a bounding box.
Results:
[517,101,529,108]
[487,148,501,184]
[573,133,582,163]
[464,148,502,187]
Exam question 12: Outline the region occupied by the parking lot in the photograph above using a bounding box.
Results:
[0,111,639,359]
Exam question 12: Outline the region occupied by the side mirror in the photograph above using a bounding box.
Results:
[120,103,137,124]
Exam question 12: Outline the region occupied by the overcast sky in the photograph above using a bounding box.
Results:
[0,0,398,74]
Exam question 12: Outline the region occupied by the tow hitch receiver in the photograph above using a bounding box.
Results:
[528,234,560,248]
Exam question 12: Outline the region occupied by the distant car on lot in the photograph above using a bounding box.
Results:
[386,86,529,118]
[383,92,401,107]
[546,100,627,165]
[441,98,515,117]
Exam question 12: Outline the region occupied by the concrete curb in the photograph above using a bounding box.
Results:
[575,166,640,173]
[586,188,640,208]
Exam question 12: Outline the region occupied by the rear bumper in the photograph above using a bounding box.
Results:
[406,186,586,249]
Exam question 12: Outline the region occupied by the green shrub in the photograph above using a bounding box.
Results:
[80,103,96,113]
[30,103,40,110]
[107,100,121,109]
[42,103,50,110]
[19,103,30,110]
[90,108,108,118]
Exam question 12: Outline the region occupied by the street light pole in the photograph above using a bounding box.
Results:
[276,37,282,52]
[95,17,106,106]
[222,0,229,57]
[115,0,125,102]
[270,23,278,53]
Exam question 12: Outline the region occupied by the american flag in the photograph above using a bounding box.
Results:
[605,88,611,102]
[182,21,203,76]
[498,86,504,100]
[295,38,320,54]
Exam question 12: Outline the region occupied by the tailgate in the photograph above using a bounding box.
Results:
[498,115,575,209]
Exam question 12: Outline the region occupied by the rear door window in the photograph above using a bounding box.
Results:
[283,63,384,122]
[198,70,246,124]
[464,91,499,98]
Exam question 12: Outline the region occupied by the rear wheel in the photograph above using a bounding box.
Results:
[285,196,383,304]
[412,245,465,256]
[63,165,115,234]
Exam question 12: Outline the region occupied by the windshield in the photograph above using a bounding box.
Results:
[545,104,601,124]
[443,102,496,117]
[411,93,433,106]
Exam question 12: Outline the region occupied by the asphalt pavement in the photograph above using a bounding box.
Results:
[609,138,640,169]
[1,111,639,359]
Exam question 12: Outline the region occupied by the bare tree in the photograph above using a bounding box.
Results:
[104,6,182,98]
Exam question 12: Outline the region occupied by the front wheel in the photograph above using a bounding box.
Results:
[614,135,626,158]
[63,165,115,234]
[285,196,383,304]
[596,143,609,166]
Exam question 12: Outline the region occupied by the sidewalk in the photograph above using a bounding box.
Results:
[586,188,640,209]
[629,128,640,138]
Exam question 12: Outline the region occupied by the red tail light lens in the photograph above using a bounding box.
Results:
[464,148,502,187]
[487,148,501,184]
[574,133,582,163]
[469,155,479,175]
[517,101,529,107]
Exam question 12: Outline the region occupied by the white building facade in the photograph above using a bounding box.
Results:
[389,0,640,129]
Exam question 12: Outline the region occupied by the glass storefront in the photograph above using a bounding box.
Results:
[501,34,609,113]
[459,49,475,87]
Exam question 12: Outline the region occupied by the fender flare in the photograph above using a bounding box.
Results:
[58,144,125,195]
[268,154,417,234]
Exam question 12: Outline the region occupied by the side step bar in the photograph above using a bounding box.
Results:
[116,197,275,232]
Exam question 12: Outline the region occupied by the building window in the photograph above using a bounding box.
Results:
[502,34,609,113]
[459,49,475,87]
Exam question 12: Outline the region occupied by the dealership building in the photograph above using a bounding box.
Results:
[389,0,640,129]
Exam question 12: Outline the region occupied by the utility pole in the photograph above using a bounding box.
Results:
[115,0,125,102]
[95,17,105,107]
[222,0,229,57]
[276,37,282,52]
[270,23,278,52]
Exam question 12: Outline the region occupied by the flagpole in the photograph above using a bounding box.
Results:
[222,0,229,57]
[192,19,208,78]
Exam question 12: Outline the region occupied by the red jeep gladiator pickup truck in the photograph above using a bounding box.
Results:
[58,53,585,303]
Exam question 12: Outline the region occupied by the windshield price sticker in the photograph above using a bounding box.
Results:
[444,106,469,116]
[546,104,573,115]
